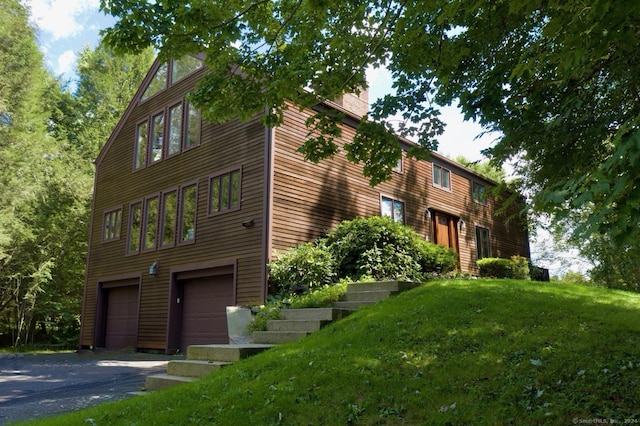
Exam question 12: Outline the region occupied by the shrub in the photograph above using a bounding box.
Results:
[268,241,336,297]
[477,256,530,279]
[325,216,457,281]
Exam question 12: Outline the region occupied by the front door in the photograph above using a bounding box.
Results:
[433,212,459,254]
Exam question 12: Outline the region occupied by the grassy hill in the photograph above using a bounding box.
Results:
[29,279,640,425]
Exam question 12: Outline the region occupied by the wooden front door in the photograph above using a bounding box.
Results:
[433,212,459,253]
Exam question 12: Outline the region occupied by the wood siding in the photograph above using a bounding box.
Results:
[81,64,267,350]
[271,106,529,275]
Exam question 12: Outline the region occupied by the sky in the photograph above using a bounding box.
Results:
[23,0,586,276]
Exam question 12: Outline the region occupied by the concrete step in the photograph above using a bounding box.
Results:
[343,290,395,302]
[346,280,417,293]
[186,343,274,362]
[145,373,196,392]
[167,359,231,378]
[280,307,351,321]
[331,300,377,311]
[266,319,330,332]
[252,331,310,344]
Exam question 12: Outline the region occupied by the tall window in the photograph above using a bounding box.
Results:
[472,182,487,205]
[476,226,491,259]
[128,202,142,254]
[433,164,451,190]
[381,195,405,224]
[167,104,182,156]
[180,184,197,243]
[143,196,159,250]
[150,113,164,163]
[160,191,177,248]
[102,208,121,242]
[184,101,200,150]
[209,168,241,215]
[141,63,168,101]
[135,122,148,170]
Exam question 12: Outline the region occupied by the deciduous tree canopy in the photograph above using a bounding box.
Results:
[101,0,639,241]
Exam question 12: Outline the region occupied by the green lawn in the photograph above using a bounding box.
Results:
[27,279,640,425]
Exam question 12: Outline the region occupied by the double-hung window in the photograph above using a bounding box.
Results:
[160,190,177,248]
[180,184,197,243]
[433,164,451,190]
[128,202,142,254]
[380,195,405,224]
[143,196,159,251]
[475,226,491,259]
[472,181,487,205]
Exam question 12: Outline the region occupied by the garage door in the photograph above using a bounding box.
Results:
[180,274,234,351]
[104,285,139,349]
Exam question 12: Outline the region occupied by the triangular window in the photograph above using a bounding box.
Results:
[171,55,203,84]
[141,63,168,101]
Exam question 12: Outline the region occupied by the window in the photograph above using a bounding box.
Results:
[184,101,200,150]
[433,164,451,190]
[167,103,182,156]
[171,56,203,83]
[160,190,177,248]
[476,226,491,259]
[180,184,197,243]
[128,202,142,254]
[102,208,121,242]
[133,98,200,169]
[380,195,405,224]
[150,113,164,163]
[393,157,403,173]
[472,181,487,205]
[209,167,241,215]
[135,122,148,170]
[143,196,159,251]
[141,63,168,101]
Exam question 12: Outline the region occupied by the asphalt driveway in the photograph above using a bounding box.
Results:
[0,350,178,424]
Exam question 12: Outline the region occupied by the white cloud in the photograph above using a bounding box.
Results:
[56,50,76,76]
[26,0,100,40]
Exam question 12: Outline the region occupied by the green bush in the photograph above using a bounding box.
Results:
[325,216,457,281]
[268,241,336,297]
[477,256,530,279]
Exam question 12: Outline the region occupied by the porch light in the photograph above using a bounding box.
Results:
[148,261,158,275]
[459,220,465,231]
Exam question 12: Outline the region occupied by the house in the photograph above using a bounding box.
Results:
[80,56,530,353]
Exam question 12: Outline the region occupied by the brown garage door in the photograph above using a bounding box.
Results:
[180,274,234,351]
[104,285,139,349]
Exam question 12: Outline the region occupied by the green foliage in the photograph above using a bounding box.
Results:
[246,304,281,333]
[560,271,591,286]
[287,281,348,309]
[325,216,457,282]
[38,280,640,425]
[268,241,337,297]
[477,256,530,280]
[102,0,640,244]
[454,155,506,183]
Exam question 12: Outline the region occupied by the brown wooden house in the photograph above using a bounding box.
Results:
[80,57,530,353]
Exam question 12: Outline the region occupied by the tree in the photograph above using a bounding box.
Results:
[100,1,640,242]
[454,156,506,184]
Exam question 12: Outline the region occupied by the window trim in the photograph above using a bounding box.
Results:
[475,225,491,260]
[149,110,165,165]
[126,200,143,255]
[380,194,406,224]
[159,188,179,250]
[165,100,184,159]
[208,166,242,216]
[472,181,488,205]
[102,207,122,242]
[183,100,201,152]
[134,119,149,171]
[178,181,198,246]
[432,163,452,191]
[141,194,160,252]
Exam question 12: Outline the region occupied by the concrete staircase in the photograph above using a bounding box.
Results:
[144,280,416,391]
[145,344,273,391]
